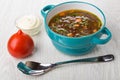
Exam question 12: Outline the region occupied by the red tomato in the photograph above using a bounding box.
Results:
[7,30,34,58]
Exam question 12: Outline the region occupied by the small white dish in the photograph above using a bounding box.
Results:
[15,14,43,36]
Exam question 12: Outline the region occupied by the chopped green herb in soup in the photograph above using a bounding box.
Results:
[48,9,102,37]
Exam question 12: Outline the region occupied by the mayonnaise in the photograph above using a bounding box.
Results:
[16,15,42,36]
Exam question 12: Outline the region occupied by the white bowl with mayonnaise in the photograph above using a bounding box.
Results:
[16,15,42,36]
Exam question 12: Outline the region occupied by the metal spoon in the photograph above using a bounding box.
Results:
[17,54,114,76]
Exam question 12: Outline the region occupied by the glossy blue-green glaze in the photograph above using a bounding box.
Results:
[17,62,32,75]
[41,1,112,55]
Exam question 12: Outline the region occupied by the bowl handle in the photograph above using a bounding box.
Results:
[41,5,55,17]
[92,27,112,44]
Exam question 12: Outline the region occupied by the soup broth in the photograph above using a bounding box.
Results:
[48,9,102,37]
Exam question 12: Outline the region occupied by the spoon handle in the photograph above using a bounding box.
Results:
[55,54,114,65]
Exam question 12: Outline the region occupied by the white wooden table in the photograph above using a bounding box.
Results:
[0,0,120,80]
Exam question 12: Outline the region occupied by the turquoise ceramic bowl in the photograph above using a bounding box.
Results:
[41,1,112,55]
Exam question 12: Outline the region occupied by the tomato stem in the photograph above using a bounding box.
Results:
[17,30,23,35]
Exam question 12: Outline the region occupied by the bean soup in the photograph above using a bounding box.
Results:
[48,9,102,37]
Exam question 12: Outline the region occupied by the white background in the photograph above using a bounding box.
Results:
[0,0,120,80]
